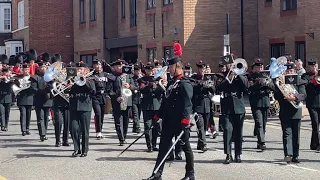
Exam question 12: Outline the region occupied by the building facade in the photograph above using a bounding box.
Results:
[259,0,319,65]
[0,0,12,55]
[9,0,73,61]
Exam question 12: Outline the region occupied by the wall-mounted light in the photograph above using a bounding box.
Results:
[306,32,315,39]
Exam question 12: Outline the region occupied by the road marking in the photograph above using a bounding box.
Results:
[289,165,320,173]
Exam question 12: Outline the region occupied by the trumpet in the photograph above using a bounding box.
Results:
[226,58,248,84]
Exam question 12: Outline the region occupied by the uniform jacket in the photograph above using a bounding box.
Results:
[247,72,275,108]
[0,81,13,104]
[31,74,53,107]
[157,75,193,129]
[273,78,306,119]
[69,80,96,111]
[216,75,249,114]
[132,75,142,105]
[15,75,35,106]
[92,71,109,105]
[190,74,215,113]
[139,75,165,111]
[301,73,320,109]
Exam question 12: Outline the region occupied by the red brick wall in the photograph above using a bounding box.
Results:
[73,0,104,62]
[28,0,74,62]
[258,0,306,64]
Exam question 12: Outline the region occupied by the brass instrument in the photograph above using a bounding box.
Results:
[269,56,302,109]
[268,92,280,117]
[74,70,95,86]
[12,75,31,96]
[119,74,132,111]
[226,58,248,84]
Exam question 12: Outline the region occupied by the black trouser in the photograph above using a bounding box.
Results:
[308,108,320,149]
[223,114,245,155]
[143,110,160,149]
[93,103,106,133]
[132,104,141,132]
[153,127,194,177]
[252,107,268,144]
[113,106,129,142]
[70,110,91,153]
[0,103,11,128]
[280,118,301,157]
[196,113,209,147]
[209,110,216,130]
[53,106,70,143]
[19,105,32,133]
[35,107,50,137]
[219,114,225,132]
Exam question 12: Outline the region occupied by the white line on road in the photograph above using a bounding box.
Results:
[289,164,320,173]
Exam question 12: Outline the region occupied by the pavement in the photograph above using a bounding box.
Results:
[0,105,320,180]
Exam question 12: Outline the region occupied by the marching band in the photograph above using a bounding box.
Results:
[1,44,320,180]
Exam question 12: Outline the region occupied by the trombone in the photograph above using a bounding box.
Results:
[226,58,248,84]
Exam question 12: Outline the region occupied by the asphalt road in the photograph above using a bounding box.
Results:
[0,105,320,180]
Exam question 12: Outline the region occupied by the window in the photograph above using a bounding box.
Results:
[4,8,11,31]
[147,48,157,62]
[266,0,272,2]
[121,0,125,18]
[80,54,97,67]
[147,0,156,9]
[15,47,22,55]
[18,1,24,29]
[270,43,285,58]
[163,47,174,60]
[90,0,96,21]
[130,0,137,26]
[163,0,173,5]
[282,0,297,11]
[295,42,306,64]
[80,0,86,23]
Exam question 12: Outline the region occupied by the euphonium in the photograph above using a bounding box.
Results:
[12,76,31,96]
[269,56,302,109]
[120,74,132,111]
[226,58,248,84]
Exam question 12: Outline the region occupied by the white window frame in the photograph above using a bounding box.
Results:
[18,1,25,29]
[4,8,11,31]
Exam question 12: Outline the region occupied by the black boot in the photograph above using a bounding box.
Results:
[235,155,242,163]
[175,153,182,160]
[181,174,195,180]
[224,154,233,164]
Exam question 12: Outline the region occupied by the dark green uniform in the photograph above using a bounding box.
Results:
[0,80,13,131]
[108,72,136,145]
[92,71,109,136]
[31,74,53,141]
[69,79,96,156]
[139,75,165,151]
[190,74,215,150]
[214,72,227,132]
[302,72,320,150]
[274,78,306,159]
[15,75,35,136]
[131,73,142,133]
[150,75,194,179]
[248,72,274,149]
[217,74,249,161]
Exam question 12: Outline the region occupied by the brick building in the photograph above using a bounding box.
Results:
[0,0,12,54]
[74,0,138,65]
[136,0,259,71]
[259,0,319,66]
[8,0,73,61]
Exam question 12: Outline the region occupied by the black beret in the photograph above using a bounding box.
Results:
[218,61,226,67]
[196,60,206,68]
[253,58,263,66]
[307,57,317,65]
[110,59,125,66]
[67,62,75,67]
[285,62,295,70]
[134,63,140,70]
[92,59,102,65]
[76,61,88,67]
[285,54,293,62]
[145,62,154,70]
[184,63,191,70]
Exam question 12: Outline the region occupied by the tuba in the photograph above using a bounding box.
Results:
[226,58,248,84]
[119,74,132,111]
[269,56,302,109]
[12,75,31,96]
